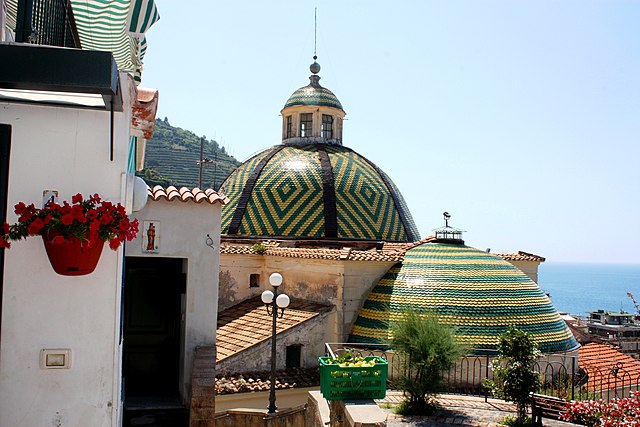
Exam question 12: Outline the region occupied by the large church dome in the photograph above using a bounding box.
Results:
[220,144,419,241]
[220,61,419,242]
[349,239,579,353]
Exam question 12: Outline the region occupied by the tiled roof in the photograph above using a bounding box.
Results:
[216,367,319,395]
[216,297,332,363]
[494,251,546,262]
[578,343,640,392]
[220,240,406,262]
[220,144,420,242]
[283,75,343,110]
[349,242,578,354]
[147,185,228,205]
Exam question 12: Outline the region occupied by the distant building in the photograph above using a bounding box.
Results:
[586,310,640,357]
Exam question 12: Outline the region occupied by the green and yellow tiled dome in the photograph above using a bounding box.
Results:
[284,79,343,110]
[349,242,579,353]
[220,144,420,242]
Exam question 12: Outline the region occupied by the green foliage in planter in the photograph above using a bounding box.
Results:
[390,309,462,415]
[483,327,541,427]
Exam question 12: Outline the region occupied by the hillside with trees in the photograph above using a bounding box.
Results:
[137,118,240,190]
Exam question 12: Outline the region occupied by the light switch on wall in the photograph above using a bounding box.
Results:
[40,349,71,369]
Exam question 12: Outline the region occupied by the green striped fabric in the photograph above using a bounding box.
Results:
[349,242,579,354]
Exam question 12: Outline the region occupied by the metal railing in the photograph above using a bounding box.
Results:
[15,0,81,48]
[325,343,640,404]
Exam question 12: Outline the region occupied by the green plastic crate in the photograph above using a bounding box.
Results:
[318,356,388,400]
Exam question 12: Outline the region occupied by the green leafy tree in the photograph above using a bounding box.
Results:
[390,309,462,415]
[484,327,542,426]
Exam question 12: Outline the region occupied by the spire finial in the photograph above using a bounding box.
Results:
[310,8,321,75]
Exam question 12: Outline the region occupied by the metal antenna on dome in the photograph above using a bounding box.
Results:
[314,7,317,60]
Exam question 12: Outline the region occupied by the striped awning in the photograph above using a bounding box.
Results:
[4,0,159,81]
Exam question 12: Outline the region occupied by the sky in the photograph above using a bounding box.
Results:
[141,1,640,264]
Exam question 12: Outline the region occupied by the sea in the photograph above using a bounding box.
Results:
[538,262,640,317]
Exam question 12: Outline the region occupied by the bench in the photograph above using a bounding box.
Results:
[530,393,568,427]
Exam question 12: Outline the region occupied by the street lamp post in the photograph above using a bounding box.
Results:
[261,272,290,414]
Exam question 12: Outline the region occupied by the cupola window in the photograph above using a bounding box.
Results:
[285,115,293,138]
[321,115,333,139]
[300,113,312,137]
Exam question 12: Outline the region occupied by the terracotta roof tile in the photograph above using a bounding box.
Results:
[578,343,640,392]
[216,367,319,395]
[131,87,159,140]
[494,251,546,262]
[216,297,332,363]
[220,240,405,262]
[148,185,228,205]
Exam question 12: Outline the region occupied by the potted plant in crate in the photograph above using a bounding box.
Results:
[0,193,139,276]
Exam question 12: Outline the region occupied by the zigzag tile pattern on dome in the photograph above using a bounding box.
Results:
[240,146,325,237]
[327,147,410,241]
[349,243,579,354]
[220,144,420,242]
[221,148,274,230]
[284,85,343,110]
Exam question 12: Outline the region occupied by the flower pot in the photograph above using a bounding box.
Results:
[42,236,105,276]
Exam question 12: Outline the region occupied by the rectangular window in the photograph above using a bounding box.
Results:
[286,345,302,368]
[285,116,292,138]
[321,115,333,139]
[249,274,260,288]
[300,113,312,137]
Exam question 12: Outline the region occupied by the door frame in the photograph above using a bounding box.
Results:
[122,256,186,405]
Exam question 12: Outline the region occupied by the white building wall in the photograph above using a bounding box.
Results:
[0,76,133,427]
[126,199,221,400]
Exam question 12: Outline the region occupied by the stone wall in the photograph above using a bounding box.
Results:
[190,346,217,427]
[214,406,307,427]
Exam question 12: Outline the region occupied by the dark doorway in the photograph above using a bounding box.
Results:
[123,257,185,405]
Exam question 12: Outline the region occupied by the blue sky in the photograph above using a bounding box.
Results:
[142,1,640,264]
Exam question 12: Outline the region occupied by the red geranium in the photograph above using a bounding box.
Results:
[0,193,138,250]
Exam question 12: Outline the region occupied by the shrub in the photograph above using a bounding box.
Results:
[390,309,462,415]
[483,327,541,426]
[252,243,266,255]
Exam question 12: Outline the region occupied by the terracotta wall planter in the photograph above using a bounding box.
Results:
[43,237,105,276]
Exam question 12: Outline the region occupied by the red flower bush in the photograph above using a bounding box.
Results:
[0,193,138,250]
[560,393,640,427]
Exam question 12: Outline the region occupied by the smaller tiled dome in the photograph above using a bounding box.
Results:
[349,242,579,354]
[284,75,343,110]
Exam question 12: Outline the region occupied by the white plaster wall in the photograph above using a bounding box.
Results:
[505,260,541,283]
[0,76,133,427]
[126,198,221,400]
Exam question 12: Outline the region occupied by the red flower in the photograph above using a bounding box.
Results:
[61,214,74,226]
[109,238,122,250]
[27,218,45,235]
[14,202,27,215]
[86,210,98,221]
[71,193,83,204]
[2,222,8,234]
[43,214,53,225]
[0,237,10,248]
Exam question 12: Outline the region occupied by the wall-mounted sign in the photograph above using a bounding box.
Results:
[42,190,58,207]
